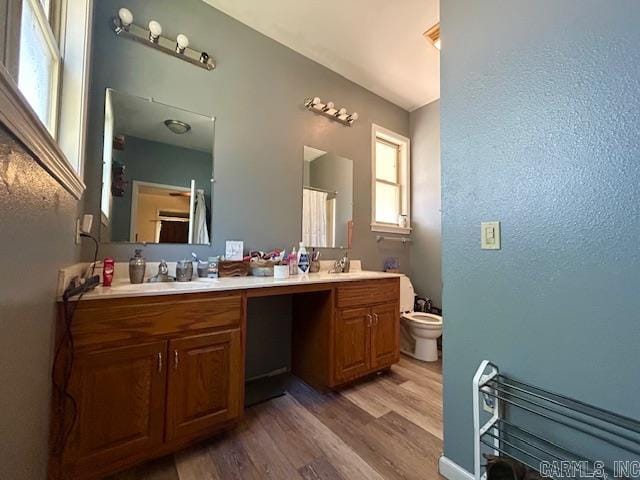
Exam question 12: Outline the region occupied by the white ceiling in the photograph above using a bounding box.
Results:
[202,0,440,111]
[110,90,214,153]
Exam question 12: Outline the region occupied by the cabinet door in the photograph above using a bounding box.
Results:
[166,329,243,441]
[370,303,400,369]
[334,307,371,383]
[67,341,167,471]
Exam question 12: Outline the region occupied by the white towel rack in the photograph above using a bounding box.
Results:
[473,360,640,480]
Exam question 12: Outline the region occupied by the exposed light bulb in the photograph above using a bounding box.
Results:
[349,112,359,122]
[176,34,189,53]
[337,107,347,116]
[148,20,162,42]
[312,97,321,105]
[118,8,133,28]
[323,101,335,112]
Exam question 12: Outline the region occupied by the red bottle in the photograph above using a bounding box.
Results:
[103,257,115,287]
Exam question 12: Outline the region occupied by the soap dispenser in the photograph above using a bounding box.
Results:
[129,249,146,284]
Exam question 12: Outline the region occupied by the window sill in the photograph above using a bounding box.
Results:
[370,223,412,235]
[0,63,85,200]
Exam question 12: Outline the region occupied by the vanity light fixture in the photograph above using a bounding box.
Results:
[117,8,133,31]
[304,97,358,127]
[112,7,216,71]
[176,34,189,54]
[164,119,191,134]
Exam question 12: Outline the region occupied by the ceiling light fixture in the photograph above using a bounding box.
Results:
[424,23,440,50]
[164,119,191,134]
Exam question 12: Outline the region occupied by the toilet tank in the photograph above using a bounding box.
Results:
[399,275,415,313]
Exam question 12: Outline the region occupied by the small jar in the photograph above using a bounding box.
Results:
[176,260,193,282]
[207,256,219,278]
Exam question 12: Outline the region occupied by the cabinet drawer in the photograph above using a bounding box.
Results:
[70,292,243,348]
[336,279,399,308]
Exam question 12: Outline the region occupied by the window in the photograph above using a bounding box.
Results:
[16,0,92,176]
[18,0,61,136]
[371,124,411,234]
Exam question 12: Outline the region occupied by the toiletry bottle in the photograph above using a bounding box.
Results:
[298,242,310,275]
[103,257,115,286]
[289,247,298,275]
[207,256,219,278]
[129,249,146,284]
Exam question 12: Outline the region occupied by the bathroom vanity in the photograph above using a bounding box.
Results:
[49,272,400,479]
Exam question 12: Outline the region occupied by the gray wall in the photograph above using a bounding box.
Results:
[409,100,441,307]
[308,152,353,248]
[109,135,212,241]
[441,0,640,471]
[85,0,410,273]
[0,126,81,480]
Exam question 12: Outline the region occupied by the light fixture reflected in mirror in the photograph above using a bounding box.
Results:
[164,119,192,134]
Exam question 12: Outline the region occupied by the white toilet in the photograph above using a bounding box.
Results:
[399,275,442,362]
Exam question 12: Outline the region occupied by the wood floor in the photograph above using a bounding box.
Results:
[110,356,443,480]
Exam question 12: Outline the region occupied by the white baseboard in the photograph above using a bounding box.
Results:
[439,455,474,480]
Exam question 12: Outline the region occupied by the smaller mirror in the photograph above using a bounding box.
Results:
[302,146,353,248]
[100,89,214,244]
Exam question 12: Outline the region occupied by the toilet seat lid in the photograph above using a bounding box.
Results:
[403,312,442,326]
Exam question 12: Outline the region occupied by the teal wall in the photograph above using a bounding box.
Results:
[0,127,81,479]
[441,0,640,470]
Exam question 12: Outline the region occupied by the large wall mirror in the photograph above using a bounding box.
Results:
[302,146,353,249]
[100,89,214,244]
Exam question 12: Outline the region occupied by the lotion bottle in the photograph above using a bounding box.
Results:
[297,242,310,275]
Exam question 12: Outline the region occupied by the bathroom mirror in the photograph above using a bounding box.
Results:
[100,89,214,244]
[302,146,353,248]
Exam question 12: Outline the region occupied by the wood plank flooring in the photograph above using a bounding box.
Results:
[110,356,442,480]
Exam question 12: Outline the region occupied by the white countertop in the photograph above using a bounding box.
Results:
[71,270,402,301]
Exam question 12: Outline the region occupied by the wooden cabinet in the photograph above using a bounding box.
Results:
[334,300,400,385]
[166,330,243,441]
[334,307,371,382]
[370,302,400,369]
[51,278,399,479]
[51,292,245,480]
[66,342,167,476]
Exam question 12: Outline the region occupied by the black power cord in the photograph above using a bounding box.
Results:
[51,232,100,456]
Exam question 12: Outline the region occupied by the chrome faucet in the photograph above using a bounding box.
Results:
[332,251,351,273]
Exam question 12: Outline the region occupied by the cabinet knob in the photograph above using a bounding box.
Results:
[174,350,179,369]
[367,314,373,327]
[157,352,162,373]
[373,313,379,326]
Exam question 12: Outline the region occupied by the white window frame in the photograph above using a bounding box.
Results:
[19,0,61,137]
[0,0,90,200]
[371,123,411,235]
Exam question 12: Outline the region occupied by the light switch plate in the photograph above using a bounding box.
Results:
[481,221,501,250]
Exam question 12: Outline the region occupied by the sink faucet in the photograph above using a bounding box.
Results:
[332,251,351,273]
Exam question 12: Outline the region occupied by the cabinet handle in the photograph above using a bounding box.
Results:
[367,314,373,327]
[174,350,179,369]
[373,313,379,326]
[157,352,162,373]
